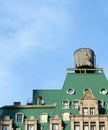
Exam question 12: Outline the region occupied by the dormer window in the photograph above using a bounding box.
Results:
[40,113,48,123]
[62,112,70,121]
[0,116,13,130]
[52,124,59,130]
[25,116,37,130]
[62,100,69,109]
[72,100,79,109]
[50,115,62,130]
[16,113,24,123]
[27,124,34,130]
[2,125,9,130]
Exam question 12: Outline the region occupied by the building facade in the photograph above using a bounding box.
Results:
[0,48,108,130]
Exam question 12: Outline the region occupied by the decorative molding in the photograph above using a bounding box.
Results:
[81,90,97,100]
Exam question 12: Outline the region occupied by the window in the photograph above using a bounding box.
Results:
[83,122,88,130]
[91,125,96,130]
[62,112,70,121]
[2,125,9,130]
[99,126,105,130]
[27,124,34,130]
[25,116,37,130]
[50,115,62,130]
[16,113,24,123]
[67,88,75,95]
[62,100,69,109]
[40,113,48,123]
[83,108,88,115]
[74,122,80,130]
[99,122,105,130]
[72,100,79,109]
[0,116,13,130]
[83,125,88,130]
[52,124,59,130]
[17,114,22,122]
[90,108,95,115]
[100,88,107,95]
[91,122,96,130]
[74,125,80,130]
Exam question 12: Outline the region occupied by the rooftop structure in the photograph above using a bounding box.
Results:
[0,48,108,130]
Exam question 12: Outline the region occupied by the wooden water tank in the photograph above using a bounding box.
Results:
[74,48,95,68]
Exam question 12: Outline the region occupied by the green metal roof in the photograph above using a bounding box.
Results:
[61,71,108,101]
[33,89,61,105]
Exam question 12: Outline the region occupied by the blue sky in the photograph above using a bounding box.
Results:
[0,0,108,106]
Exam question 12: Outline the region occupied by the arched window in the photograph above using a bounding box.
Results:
[15,112,24,123]
[40,113,48,123]
[62,112,70,121]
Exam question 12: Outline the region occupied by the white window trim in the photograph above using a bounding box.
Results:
[62,100,69,109]
[72,99,79,109]
[62,111,70,121]
[15,112,24,123]
[40,113,48,123]
[83,108,88,115]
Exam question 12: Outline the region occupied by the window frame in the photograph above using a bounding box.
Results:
[0,116,13,130]
[83,122,89,130]
[90,107,95,115]
[72,100,79,109]
[90,122,96,130]
[52,123,59,130]
[62,100,69,109]
[2,124,9,130]
[62,111,70,121]
[40,113,48,123]
[83,108,88,115]
[15,112,24,123]
[99,122,105,130]
[74,122,80,130]
[50,115,62,130]
[25,116,37,130]
[27,124,34,130]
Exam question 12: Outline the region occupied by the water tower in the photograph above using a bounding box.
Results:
[74,48,96,73]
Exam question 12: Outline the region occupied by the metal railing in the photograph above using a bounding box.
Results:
[66,68,104,74]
